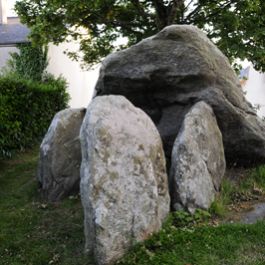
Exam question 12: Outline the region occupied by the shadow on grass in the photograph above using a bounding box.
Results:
[0,147,93,265]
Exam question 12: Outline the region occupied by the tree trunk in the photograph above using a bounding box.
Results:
[152,0,185,29]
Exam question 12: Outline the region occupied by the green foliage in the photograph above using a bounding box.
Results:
[247,165,265,190]
[166,209,211,228]
[0,75,69,158]
[8,43,48,81]
[209,200,226,217]
[210,177,252,217]
[209,179,235,217]
[15,0,265,71]
[210,168,265,217]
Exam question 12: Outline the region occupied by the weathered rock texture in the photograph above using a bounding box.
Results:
[95,24,265,166]
[170,102,226,213]
[38,108,86,201]
[80,95,170,265]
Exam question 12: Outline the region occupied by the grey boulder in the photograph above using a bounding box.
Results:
[38,108,86,201]
[80,95,170,265]
[95,24,265,166]
[170,101,226,213]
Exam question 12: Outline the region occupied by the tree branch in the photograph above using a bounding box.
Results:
[184,0,233,24]
[182,1,203,23]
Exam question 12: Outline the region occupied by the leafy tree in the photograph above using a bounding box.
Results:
[15,0,265,70]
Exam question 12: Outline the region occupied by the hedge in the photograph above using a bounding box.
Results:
[0,75,69,158]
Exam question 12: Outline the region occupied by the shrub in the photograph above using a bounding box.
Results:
[0,74,69,158]
[7,43,48,82]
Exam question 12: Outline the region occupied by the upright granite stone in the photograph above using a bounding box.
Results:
[38,108,86,201]
[170,102,226,213]
[80,95,170,265]
[95,24,265,166]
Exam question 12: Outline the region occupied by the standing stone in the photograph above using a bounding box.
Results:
[38,108,86,201]
[80,95,170,265]
[170,101,226,213]
[95,24,265,167]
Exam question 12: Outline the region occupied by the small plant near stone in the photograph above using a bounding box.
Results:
[209,199,227,217]
[168,209,211,228]
[245,165,265,191]
[210,167,265,218]
[231,167,265,202]
[209,179,235,217]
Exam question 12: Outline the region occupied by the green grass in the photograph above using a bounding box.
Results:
[210,178,235,217]
[0,147,92,265]
[210,167,265,218]
[116,168,265,265]
[244,165,265,191]
[116,220,265,265]
[1,149,265,265]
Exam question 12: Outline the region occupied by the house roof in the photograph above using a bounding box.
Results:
[0,17,30,46]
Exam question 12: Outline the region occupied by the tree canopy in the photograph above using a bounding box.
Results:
[15,0,265,70]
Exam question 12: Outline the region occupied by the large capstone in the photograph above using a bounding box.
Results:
[95,24,265,166]
[170,101,226,213]
[80,95,170,265]
[37,108,85,201]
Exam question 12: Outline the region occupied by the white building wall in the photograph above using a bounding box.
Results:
[47,42,99,108]
[0,42,99,108]
[3,40,264,115]
[0,0,7,24]
[242,65,265,118]
[0,46,17,69]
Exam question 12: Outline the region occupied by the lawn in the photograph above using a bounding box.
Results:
[0,147,92,265]
[117,216,265,265]
[1,148,265,265]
